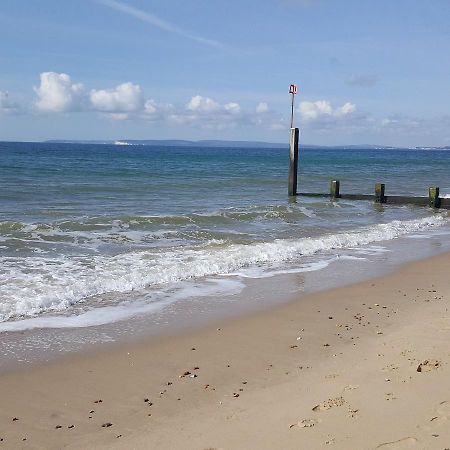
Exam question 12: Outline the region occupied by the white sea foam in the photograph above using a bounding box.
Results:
[0,278,245,332]
[228,258,335,279]
[0,215,447,323]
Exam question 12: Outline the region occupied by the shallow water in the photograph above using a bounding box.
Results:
[1,142,450,332]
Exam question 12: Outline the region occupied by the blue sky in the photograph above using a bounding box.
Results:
[0,0,449,146]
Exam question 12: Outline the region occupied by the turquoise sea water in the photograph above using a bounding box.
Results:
[1,141,450,330]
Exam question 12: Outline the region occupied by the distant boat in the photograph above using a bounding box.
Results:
[114,140,131,146]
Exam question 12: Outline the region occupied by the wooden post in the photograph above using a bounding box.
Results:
[330,180,340,198]
[375,183,386,203]
[429,186,440,208]
[288,127,299,196]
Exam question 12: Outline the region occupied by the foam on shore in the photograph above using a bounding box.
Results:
[1,215,447,328]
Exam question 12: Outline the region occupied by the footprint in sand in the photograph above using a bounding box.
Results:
[289,418,322,429]
[376,437,418,449]
[342,384,359,392]
[312,397,346,412]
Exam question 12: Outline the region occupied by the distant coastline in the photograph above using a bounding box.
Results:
[39,139,450,150]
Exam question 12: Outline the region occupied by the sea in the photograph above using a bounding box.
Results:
[1,141,450,366]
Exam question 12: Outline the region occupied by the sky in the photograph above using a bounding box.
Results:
[0,0,449,146]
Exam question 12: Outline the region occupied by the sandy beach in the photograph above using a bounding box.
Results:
[1,252,450,449]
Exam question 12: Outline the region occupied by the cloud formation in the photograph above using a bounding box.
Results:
[6,71,448,145]
[34,72,85,113]
[96,0,224,48]
[90,82,144,112]
[30,73,284,131]
[186,95,220,113]
[33,72,425,138]
[299,100,356,121]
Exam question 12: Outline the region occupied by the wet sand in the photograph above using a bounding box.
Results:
[1,252,450,449]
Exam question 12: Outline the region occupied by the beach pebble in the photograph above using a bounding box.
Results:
[189,374,197,378]
[417,359,440,372]
[180,371,191,378]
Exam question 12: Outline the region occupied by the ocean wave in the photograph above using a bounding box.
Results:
[0,278,245,332]
[0,214,447,324]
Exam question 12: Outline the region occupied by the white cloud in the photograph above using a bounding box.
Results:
[224,102,241,114]
[335,102,356,116]
[186,95,220,113]
[90,82,143,112]
[256,102,269,113]
[34,72,84,113]
[144,99,158,115]
[299,100,333,120]
[299,100,356,121]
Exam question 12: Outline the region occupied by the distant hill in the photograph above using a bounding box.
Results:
[42,139,450,150]
[44,139,289,148]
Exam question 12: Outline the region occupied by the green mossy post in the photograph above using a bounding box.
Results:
[375,183,386,203]
[330,180,340,198]
[429,187,440,208]
[288,127,299,196]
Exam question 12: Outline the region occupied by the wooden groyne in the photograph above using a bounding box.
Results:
[298,182,450,209]
[287,131,449,209]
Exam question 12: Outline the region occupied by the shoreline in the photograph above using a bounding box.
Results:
[2,252,450,448]
[3,223,450,375]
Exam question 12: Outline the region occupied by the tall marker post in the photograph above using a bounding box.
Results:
[288,84,299,196]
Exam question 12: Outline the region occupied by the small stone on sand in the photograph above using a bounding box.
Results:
[417,359,440,372]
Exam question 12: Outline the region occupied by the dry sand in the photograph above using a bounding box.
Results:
[1,252,450,449]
